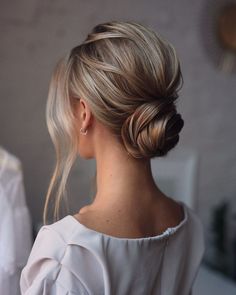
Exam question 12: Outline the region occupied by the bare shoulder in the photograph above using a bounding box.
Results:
[78,205,90,214]
[74,195,185,238]
[152,195,185,231]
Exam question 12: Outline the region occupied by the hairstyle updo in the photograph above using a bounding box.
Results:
[121,99,183,159]
[44,20,184,223]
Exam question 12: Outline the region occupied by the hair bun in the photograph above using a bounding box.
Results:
[121,99,184,159]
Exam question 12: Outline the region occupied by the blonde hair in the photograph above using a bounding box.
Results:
[43,20,184,224]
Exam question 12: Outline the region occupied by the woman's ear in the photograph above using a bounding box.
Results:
[77,98,93,129]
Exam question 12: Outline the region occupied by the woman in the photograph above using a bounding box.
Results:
[20,20,204,294]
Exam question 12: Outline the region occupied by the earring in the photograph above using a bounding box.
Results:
[80,127,88,135]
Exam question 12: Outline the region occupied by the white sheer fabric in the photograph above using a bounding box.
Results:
[20,202,204,295]
[0,146,32,295]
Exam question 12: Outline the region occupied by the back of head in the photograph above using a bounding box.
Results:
[45,20,184,223]
[68,20,184,158]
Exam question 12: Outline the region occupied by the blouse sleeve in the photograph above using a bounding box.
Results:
[20,226,88,295]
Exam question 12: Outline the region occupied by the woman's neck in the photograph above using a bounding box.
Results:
[88,139,162,212]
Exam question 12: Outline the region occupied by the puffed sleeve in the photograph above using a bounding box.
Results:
[20,226,88,295]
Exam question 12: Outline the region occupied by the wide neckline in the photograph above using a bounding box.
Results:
[67,201,188,242]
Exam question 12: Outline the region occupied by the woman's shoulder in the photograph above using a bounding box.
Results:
[30,215,82,259]
[181,203,205,257]
[184,204,205,235]
[159,198,205,255]
[20,216,88,294]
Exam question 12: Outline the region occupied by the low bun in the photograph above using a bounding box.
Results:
[121,98,184,159]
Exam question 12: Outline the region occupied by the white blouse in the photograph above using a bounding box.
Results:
[20,202,205,295]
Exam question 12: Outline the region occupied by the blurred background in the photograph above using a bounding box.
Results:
[0,0,236,294]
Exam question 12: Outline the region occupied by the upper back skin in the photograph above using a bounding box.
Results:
[74,194,184,239]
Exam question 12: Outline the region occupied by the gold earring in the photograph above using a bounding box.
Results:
[80,127,88,135]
